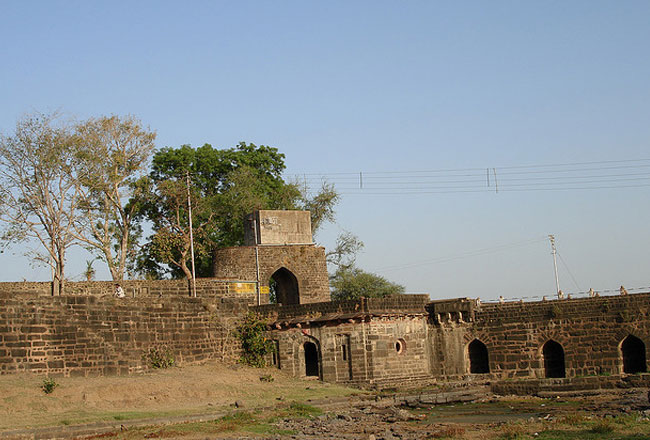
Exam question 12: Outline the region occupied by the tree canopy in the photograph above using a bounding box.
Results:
[0,112,80,294]
[73,115,156,281]
[330,267,405,301]
[134,142,338,279]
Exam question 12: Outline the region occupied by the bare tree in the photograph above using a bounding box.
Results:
[73,116,156,281]
[0,113,81,295]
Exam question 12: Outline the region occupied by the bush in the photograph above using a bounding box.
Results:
[41,377,59,394]
[591,419,615,434]
[143,346,175,369]
[236,313,275,368]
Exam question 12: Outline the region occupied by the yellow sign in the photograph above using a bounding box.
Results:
[230,282,256,293]
[260,286,270,294]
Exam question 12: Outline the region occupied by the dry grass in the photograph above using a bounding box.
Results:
[0,361,359,431]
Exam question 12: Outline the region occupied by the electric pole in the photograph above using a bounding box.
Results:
[186,172,197,298]
[548,235,560,297]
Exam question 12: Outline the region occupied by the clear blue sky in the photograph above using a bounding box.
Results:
[1,1,649,301]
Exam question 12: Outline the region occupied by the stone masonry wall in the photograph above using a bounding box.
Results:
[259,295,431,385]
[213,245,330,304]
[440,293,650,379]
[0,293,248,377]
[0,279,257,302]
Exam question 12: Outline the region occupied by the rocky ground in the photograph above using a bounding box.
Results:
[213,389,650,440]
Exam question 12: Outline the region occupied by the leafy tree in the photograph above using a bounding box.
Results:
[330,266,405,301]
[134,173,216,279]
[134,142,333,279]
[0,112,80,295]
[73,115,156,281]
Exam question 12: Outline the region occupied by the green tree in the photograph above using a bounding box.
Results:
[73,115,156,281]
[134,142,336,279]
[134,172,216,280]
[330,266,405,301]
[0,112,80,295]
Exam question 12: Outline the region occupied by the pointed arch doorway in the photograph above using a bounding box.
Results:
[270,267,299,305]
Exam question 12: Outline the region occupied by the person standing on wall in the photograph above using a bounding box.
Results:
[114,283,125,298]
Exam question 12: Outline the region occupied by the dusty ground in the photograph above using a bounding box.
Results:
[0,362,358,431]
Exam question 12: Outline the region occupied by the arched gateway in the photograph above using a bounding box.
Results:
[270,267,300,305]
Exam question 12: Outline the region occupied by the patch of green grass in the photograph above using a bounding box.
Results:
[283,402,322,418]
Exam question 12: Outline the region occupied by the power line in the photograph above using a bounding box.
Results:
[372,237,548,273]
[291,158,650,194]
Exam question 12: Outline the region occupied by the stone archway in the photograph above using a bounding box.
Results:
[621,335,647,374]
[270,267,299,305]
[304,341,319,377]
[468,339,490,374]
[542,340,566,378]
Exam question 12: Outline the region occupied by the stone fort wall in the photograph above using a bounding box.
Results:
[464,293,650,378]
[258,292,650,388]
[0,290,250,377]
[1,278,258,299]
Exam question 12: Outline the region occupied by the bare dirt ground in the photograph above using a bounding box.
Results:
[0,361,357,431]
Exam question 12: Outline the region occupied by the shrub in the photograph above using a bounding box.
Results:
[143,346,175,369]
[591,419,615,434]
[236,313,275,368]
[41,377,59,394]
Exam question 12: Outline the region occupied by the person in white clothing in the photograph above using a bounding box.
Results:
[114,283,125,298]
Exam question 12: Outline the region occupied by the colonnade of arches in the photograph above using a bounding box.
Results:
[467,334,647,378]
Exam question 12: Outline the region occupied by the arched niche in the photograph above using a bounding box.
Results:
[542,340,566,378]
[621,335,647,374]
[270,267,299,305]
[468,339,490,374]
[303,341,319,377]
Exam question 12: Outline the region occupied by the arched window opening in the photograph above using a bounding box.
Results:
[622,335,646,374]
[543,340,565,378]
[468,339,490,374]
[270,268,299,305]
[304,342,319,377]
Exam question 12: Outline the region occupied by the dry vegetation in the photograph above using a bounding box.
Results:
[0,361,357,431]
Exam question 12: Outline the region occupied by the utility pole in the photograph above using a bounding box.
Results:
[186,172,197,298]
[548,235,560,297]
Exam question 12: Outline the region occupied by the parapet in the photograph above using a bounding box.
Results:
[244,210,313,245]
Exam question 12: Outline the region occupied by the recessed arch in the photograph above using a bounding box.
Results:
[270,267,299,305]
[468,339,490,374]
[303,341,319,377]
[621,335,646,374]
[542,340,565,378]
